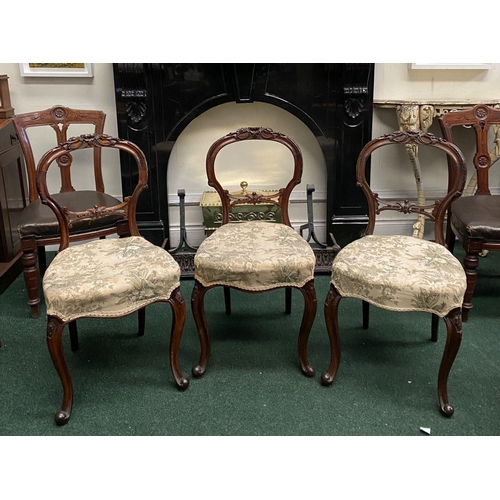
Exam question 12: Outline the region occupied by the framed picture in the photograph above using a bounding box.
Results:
[409,63,493,70]
[19,63,94,78]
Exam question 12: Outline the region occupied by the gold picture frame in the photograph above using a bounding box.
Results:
[19,63,94,78]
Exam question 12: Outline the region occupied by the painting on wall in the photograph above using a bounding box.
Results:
[409,63,492,70]
[19,63,94,78]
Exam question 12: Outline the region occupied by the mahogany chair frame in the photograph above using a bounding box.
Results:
[38,134,188,425]
[13,105,119,318]
[322,130,467,416]
[438,104,500,321]
[191,127,317,379]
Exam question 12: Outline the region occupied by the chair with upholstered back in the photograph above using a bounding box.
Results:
[319,130,467,416]
[438,104,500,321]
[38,133,188,426]
[13,105,120,318]
[191,127,317,380]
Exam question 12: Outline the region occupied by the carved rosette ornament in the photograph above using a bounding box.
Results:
[475,106,488,120]
[51,106,67,121]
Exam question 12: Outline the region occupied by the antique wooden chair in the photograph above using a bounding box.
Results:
[439,104,500,321]
[38,133,189,426]
[191,127,317,380]
[13,105,121,318]
[320,130,467,416]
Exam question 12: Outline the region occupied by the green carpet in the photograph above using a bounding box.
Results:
[0,244,499,436]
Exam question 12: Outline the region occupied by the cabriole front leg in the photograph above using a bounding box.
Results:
[322,283,342,386]
[297,280,317,377]
[438,308,463,417]
[46,316,73,426]
[168,287,189,390]
[191,280,211,378]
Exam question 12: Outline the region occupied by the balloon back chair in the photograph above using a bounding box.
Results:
[439,104,500,321]
[13,105,121,318]
[38,134,188,425]
[191,127,317,380]
[320,130,467,416]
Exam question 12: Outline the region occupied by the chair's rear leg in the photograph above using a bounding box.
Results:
[297,281,317,377]
[167,287,189,390]
[285,288,292,314]
[224,286,231,315]
[46,316,73,426]
[438,308,462,417]
[191,280,211,378]
[21,238,40,318]
[362,300,370,329]
[431,314,439,342]
[38,247,47,277]
[445,211,456,253]
[322,283,342,386]
[69,321,79,351]
[137,307,146,336]
[462,251,479,322]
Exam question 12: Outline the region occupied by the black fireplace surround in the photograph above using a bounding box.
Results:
[112,63,374,265]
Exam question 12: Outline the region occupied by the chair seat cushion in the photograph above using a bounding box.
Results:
[17,191,124,239]
[450,195,500,240]
[43,236,181,322]
[194,221,316,291]
[331,234,466,316]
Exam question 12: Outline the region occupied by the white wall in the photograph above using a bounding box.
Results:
[2,62,500,243]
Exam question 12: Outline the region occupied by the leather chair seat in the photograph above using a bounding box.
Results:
[331,234,467,317]
[17,190,123,239]
[450,195,500,240]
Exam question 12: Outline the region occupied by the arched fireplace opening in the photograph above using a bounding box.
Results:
[166,101,327,248]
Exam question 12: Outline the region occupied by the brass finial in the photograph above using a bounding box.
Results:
[240,181,248,195]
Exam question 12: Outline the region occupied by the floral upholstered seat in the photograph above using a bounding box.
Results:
[43,236,181,323]
[331,234,466,317]
[194,221,316,291]
[319,130,469,417]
